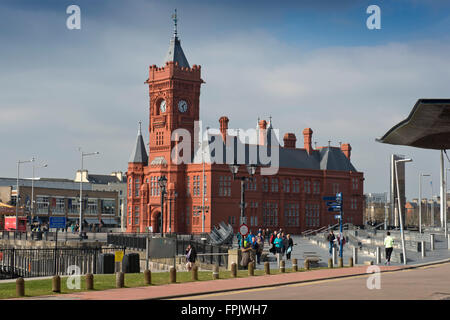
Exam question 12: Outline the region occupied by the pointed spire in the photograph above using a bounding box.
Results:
[129,122,148,164]
[164,9,190,68]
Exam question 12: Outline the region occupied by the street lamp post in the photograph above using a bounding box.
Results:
[395,158,412,265]
[158,175,167,236]
[419,173,430,234]
[79,149,99,238]
[31,161,48,223]
[16,158,35,231]
[229,163,258,225]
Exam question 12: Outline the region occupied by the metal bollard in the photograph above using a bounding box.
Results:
[169,266,176,283]
[52,275,61,293]
[376,247,381,264]
[16,277,25,297]
[86,273,94,290]
[230,263,237,278]
[264,262,270,275]
[144,269,151,285]
[212,265,219,280]
[338,258,343,268]
[116,272,124,288]
[248,261,255,276]
[328,258,333,268]
[279,260,285,273]
[332,247,337,265]
[349,257,353,267]
[292,258,298,272]
[191,265,199,281]
[448,235,450,251]
[352,247,358,265]
[430,234,435,251]
[421,241,426,258]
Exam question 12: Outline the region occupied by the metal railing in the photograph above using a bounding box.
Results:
[0,247,123,279]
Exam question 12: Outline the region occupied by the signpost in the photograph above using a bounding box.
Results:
[323,193,343,258]
[239,223,249,237]
[49,217,66,275]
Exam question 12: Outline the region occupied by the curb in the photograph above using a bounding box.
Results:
[147,258,450,300]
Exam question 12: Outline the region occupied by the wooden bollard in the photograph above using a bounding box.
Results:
[191,265,198,281]
[304,259,310,270]
[264,262,270,275]
[292,258,298,272]
[328,258,333,268]
[231,263,237,278]
[144,269,151,285]
[170,266,176,283]
[16,277,25,297]
[248,261,255,276]
[116,272,124,288]
[338,258,343,268]
[86,273,94,290]
[280,260,285,273]
[52,275,61,293]
[348,257,354,267]
[212,265,219,280]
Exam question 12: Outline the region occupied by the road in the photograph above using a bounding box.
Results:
[176,262,450,300]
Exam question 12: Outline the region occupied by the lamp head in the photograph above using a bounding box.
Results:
[229,164,240,176]
[246,164,257,176]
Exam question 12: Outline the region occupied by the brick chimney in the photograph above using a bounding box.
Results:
[341,143,352,160]
[258,120,267,145]
[283,133,297,149]
[303,128,313,154]
[219,116,229,143]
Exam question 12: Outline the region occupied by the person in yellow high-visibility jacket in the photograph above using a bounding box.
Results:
[384,232,394,265]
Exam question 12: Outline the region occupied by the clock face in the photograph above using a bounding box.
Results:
[159,100,166,113]
[178,100,188,113]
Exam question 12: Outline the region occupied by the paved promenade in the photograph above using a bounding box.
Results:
[13,263,413,300]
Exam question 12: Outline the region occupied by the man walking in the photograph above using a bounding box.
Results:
[326,230,335,255]
[384,232,394,265]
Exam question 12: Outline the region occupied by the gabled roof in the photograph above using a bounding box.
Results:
[129,125,148,164]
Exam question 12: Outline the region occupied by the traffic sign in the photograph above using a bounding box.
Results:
[334,215,341,219]
[323,196,337,201]
[326,201,340,206]
[49,217,66,229]
[115,251,124,262]
[328,207,341,212]
[239,223,249,237]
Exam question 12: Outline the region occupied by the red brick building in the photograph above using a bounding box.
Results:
[126,19,364,234]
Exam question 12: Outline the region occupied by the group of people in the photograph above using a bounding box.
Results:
[237,229,265,266]
[236,228,296,268]
[326,230,347,256]
[326,229,395,265]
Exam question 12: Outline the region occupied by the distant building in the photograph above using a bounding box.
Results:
[364,192,388,225]
[0,177,120,229]
[75,171,127,231]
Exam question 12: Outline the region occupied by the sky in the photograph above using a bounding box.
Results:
[1,0,450,200]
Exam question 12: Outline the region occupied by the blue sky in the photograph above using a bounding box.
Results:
[1,0,450,200]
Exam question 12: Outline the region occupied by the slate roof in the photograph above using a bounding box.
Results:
[87,175,125,184]
[129,126,148,164]
[193,134,358,172]
[164,36,190,68]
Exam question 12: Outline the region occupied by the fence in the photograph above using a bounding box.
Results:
[0,247,123,279]
[106,233,229,268]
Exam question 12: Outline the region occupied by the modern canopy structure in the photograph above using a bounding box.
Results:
[377,98,450,238]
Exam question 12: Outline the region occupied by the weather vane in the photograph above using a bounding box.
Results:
[172,9,178,37]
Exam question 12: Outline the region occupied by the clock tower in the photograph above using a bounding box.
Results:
[145,10,204,165]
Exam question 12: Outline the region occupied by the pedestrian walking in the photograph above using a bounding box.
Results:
[236,232,242,249]
[326,230,335,255]
[255,233,264,264]
[274,233,283,254]
[185,244,197,271]
[286,234,294,260]
[384,232,394,265]
[269,231,277,254]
